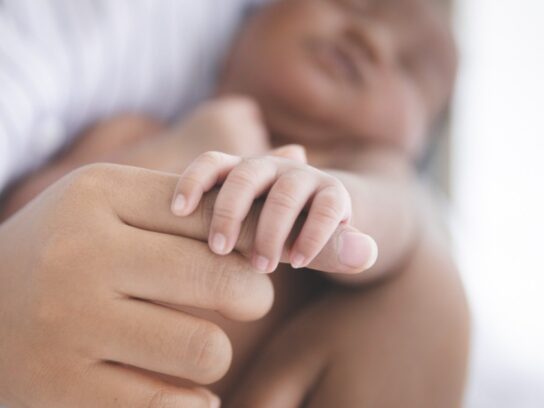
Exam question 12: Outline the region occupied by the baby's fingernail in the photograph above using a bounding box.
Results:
[290,253,307,269]
[211,233,228,255]
[253,255,271,273]
[171,194,187,216]
[337,231,378,271]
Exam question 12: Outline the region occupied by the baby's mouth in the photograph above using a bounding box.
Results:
[307,38,364,84]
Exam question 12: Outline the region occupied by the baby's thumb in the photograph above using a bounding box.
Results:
[269,144,307,163]
[304,224,379,275]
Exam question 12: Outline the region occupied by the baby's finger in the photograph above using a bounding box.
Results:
[209,157,278,255]
[252,170,319,273]
[290,182,352,269]
[171,151,241,216]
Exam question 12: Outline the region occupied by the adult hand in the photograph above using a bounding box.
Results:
[1,96,267,220]
[115,96,271,173]
[0,164,274,408]
[0,162,364,407]
[0,115,162,221]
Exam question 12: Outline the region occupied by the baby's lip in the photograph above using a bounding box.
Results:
[308,38,366,85]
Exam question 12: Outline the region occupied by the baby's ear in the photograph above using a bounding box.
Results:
[269,144,307,163]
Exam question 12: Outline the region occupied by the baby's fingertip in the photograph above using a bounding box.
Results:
[171,193,188,216]
[337,231,379,272]
[252,254,278,274]
[290,252,309,269]
[210,232,231,255]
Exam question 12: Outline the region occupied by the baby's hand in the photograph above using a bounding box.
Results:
[171,148,357,273]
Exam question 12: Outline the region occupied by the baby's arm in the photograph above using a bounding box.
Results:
[321,147,441,284]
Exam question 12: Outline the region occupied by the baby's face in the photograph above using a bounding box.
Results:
[219,0,456,156]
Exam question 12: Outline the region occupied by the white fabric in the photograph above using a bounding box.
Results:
[0,0,264,192]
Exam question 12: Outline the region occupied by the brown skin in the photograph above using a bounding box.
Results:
[216,0,459,285]
[218,0,468,404]
[219,0,456,157]
[0,1,467,406]
[227,222,469,408]
[0,115,163,221]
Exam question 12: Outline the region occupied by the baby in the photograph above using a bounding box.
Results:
[169,0,456,277]
[1,0,465,405]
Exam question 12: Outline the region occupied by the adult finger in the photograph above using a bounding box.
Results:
[268,144,307,163]
[99,299,232,385]
[114,225,273,321]
[75,164,376,275]
[75,362,220,408]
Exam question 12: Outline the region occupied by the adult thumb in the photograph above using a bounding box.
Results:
[268,144,307,163]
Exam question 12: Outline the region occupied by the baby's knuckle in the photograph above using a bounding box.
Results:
[213,205,240,224]
[268,188,299,212]
[300,231,326,250]
[227,167,256,189]
[315,198,343,222]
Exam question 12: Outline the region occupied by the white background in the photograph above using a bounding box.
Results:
[452,0,544,406]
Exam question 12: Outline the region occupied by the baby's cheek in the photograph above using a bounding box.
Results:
[398,96,429,156]
[373,86,429,155]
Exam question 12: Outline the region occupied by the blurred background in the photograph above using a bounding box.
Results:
[451,0,544,406]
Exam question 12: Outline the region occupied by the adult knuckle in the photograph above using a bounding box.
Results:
[146,389,184,408]
[68,163,112,189]
[185,322,231,383]
[244,274,274,320]
[213,264,274,321]
[59,163,120,206]
[32,294,67,332]
[212,262,251,305]
[35,230,70,272]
